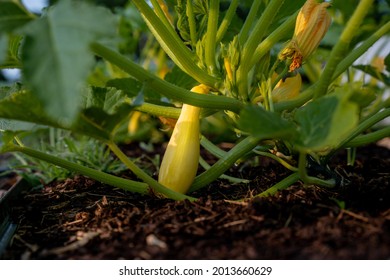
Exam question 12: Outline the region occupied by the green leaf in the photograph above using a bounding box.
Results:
[0,1,34,32]
[74,87,134,140]
[0,85,62,128]
[21,0,117,123]
[237,105,297,139]
[0,34,23,68]
[294,95,359,153]
[384,53,390,72]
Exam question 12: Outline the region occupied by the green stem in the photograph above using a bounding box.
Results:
[135,102,216,119]
[250,11,297,68]
[237,0,286,100]
[346,126,390,147]
[327,108,390,158]
[216,0,239,44]
[199,157,249,184]
[257,173,300,197]
[200,135,227,158]
[253,150,298,172]
[314,0,375,99]
[107,141,196,201]
[298,152,336,188]
[10,145,149,195]
[239,0,262,45]
[190,136,261,192]
[186,0,198,47]
[132,0,218,87]
[241,0,285,68]
[205,0,219,75]
[150,0,175,35]
[332,21,390,81]
[91,43,243,113]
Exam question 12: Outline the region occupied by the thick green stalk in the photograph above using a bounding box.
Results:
[107,141,196,201]
[241,0,285,67]
[216,0,239,44]
[132,0,218,87]
[346,126,390,147]
[190,136,261,192]
[239,0,262,44]
[249,10,297,68]
[314,0,375,99]
[91,43,243,113]
[253,150,298,172]
[257,173,300,197]
[186,0,198,47]
[326,108,390,159]
[200,135,227,158]
[237,0,285,99]
[199,157,249,184]
[10,145,149,194]
[205,0,220,75]
[150,0,175,36]
[332,21,390,81]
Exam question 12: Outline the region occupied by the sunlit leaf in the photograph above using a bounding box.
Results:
[21,0,117,123]
[294,95,359,153]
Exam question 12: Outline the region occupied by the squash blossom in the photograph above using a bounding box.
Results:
[158,84,209,194]
[272,73,302,102]
[280,0,331,72]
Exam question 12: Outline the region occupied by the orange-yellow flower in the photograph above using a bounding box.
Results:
[272,73,302,102]
[280,0,331,71]
[158,84,209,194]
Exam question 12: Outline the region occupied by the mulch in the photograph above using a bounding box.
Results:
[2,143,390,259]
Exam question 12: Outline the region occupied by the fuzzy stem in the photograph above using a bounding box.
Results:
[10,145,149,194]
[239,0,262,44]
[250,11,297,67]
[199,157,249,184]
[186,0,198,47]
[326,108,390,160]
[346,126,390,147]
[205,0,220,75]
[190,136,260,192]
[257,173,300,197]
[332,21,390,81]
[237,0,285,100]
[200,135,227,158]
[91,43,243,113]
[107,141,196,201]
[216,0,239,44]
[314,0,375,99]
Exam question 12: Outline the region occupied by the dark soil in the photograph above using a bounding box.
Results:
[2,142,390,260]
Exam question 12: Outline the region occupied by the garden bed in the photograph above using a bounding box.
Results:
[1,142,390,259]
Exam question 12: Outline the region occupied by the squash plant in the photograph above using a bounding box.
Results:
[0,0,389,201]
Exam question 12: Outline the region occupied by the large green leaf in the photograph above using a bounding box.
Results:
[21,0,117,123]
[0,1,34,32]
[294,94,359,153]
[237,105,297,140]
[74,87,134,140]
